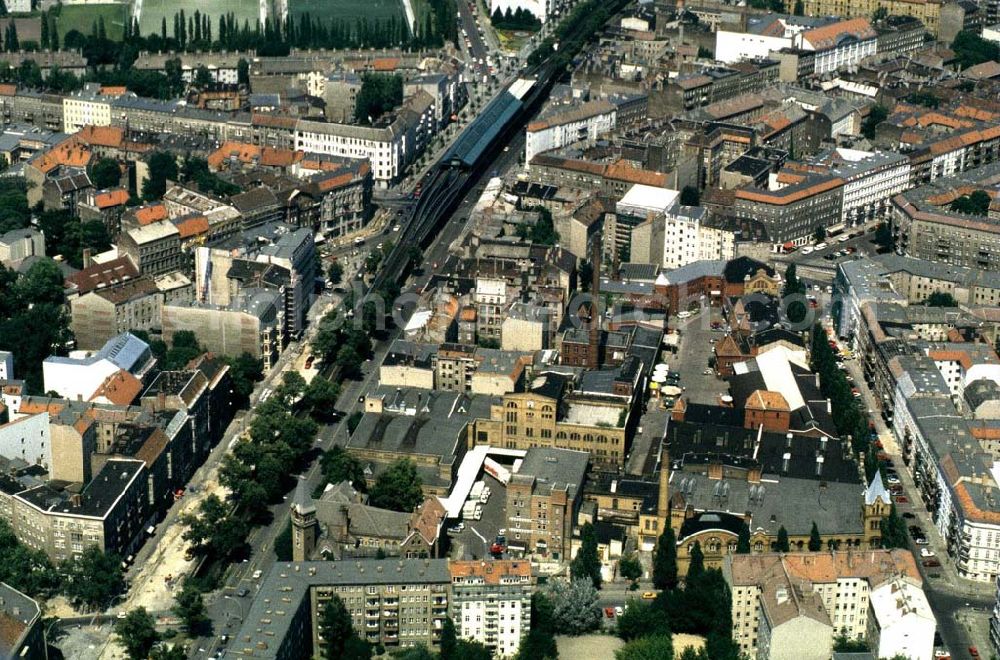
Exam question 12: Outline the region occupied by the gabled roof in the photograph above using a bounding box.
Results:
[94,188,129,209]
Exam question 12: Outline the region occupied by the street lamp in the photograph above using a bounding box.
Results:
[223,594,246,624]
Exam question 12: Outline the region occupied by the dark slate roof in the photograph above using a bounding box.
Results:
[679,511,746,539]
[724,256,775,283]
[667,419,859,484]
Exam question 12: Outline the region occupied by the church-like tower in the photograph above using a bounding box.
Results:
[291,478,318,561]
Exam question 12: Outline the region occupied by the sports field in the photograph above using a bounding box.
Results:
[288,0,406,25]
[53,4,129,42]
[137,0,260,37]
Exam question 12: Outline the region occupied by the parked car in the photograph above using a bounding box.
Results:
[914,537,929,545]
[641,592,656,600]
[604,607,615,618]
[894,495,909,504]
[902,512,916,519]
[922,559,941,568]
[252,569,262,580]
[237,587,249,597]
[615,606,624,617]
[920,548,935,558]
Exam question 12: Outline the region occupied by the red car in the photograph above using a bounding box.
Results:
[895,495,910,504]
[969,646,979,658]
[604,607,615,618]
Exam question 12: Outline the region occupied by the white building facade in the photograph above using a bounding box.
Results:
[524,100,616,162]
[866,578,936,660]
[0,412,51,470]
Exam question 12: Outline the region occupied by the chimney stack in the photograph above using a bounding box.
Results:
[588,239,601,369]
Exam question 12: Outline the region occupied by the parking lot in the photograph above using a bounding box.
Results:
[447,474,508,560]
[669,307,730,406]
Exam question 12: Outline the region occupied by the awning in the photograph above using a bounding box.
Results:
[783,241,795,249]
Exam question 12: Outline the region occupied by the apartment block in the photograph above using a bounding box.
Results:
[725,550,931,659]
[525,99,617,162]
[449,560,534,657]
[229,559,452,658]
[0,458,148,563]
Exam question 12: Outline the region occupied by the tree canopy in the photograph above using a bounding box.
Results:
[615,634,674,660]
[950,189,991,215]
[549,577,601,634]
[354,73,403,124]
[570,522,602,589]
[652,525,678,591]
[115,608,160,659]
[0,259,74,392]
[368,459,424,512]
[926,291,958,307]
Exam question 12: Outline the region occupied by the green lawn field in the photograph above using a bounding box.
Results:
[137,0,259,37]
[288,0,406,25]
[54,4,129,41]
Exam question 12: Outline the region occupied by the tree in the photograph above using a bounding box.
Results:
[861,103,889,139]
[327,260,344,284]
[60,546,125,609]
[680,185,700,206]
[950,190,991,215]
[808,521,822,551]
[226,353,263,403]
[619,553,643,585]
[926,291,958,307]
[736,524,751,554]
[318,446,367,493]
[615,634,674,660]
[880,504,909,550]
[616,598,668,641]
[150,644,188,660]
[456,640,493,660]
[783,263,805,297]
[686,542,704,582]
[570,522,602,589]
[114,608,159,659]
[302,376,341,420]
[440,616,458,660]
[369,459,423,511]
[180,494,249,560]
[952,30,1000,69]
[833,634,869,652]
[336,344,363,379]
[775,526,790,552]
[874,221,893,252]
[813,226,826,243]
[320,596,360,659]
[142,151,178,201]
[237,57,250,86]
[652,526,678,591]
[548,577,601,635]
[89,157,121,189]
[173,581,208,634]
[354,73,403,124]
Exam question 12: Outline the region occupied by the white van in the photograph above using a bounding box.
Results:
[677,311,692,319]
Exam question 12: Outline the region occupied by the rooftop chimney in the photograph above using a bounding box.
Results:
[588,238,601,369]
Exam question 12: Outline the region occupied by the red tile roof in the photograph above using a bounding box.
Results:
[94,188,129,209]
